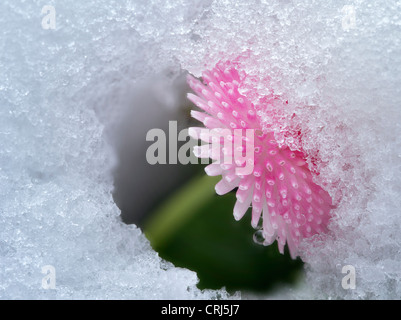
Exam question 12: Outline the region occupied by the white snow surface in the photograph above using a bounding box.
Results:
[0,0,231,299]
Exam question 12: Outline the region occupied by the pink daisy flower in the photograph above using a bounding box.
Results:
[187,60,333,259]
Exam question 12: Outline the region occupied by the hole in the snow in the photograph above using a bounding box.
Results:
[111,70,201,226]
[109,69,303,293]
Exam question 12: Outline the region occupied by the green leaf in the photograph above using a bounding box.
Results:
[144,174,304,293]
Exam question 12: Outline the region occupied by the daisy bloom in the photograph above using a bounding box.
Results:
[187,60,333,259]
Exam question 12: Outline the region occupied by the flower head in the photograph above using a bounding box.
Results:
[187,61,333,258]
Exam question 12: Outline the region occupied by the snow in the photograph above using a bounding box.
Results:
[0,0,230,299]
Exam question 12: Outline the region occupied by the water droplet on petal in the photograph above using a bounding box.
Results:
[253,230,265,245]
